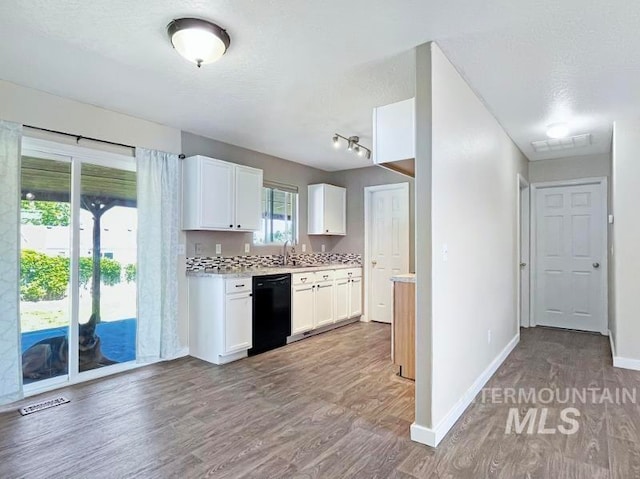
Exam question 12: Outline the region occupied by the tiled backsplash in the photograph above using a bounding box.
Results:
[186,252,361,272]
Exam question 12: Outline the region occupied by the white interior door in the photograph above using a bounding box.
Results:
[520,182,530,327]
[366,184,410,324]
[533,182,606,333]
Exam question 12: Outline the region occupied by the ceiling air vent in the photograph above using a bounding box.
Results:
[531,133,592,153]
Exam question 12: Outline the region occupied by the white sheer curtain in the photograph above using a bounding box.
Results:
[136,148,181,362]
[0,120,23,405]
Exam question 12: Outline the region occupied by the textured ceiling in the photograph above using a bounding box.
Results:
[0,1,636,170]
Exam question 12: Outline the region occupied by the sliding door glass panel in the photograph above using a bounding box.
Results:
[78,162,137,372]
[20,156,71,384]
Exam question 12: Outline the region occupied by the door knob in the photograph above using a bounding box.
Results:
[372,260,377,266]
[520,263,527,268]
[593,262,600,269]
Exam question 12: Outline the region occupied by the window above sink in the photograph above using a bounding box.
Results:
[253,182,298,245]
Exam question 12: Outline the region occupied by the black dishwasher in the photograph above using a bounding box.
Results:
[249,274,291,356]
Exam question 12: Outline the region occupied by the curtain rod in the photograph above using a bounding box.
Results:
[25,124,136,150]
[24,125,187,158]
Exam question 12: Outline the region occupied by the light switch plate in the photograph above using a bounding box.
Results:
[302,243,307,253]
[321,244,326,253]
[215,244,222,255]
[244,243,250,253]
[194,242,203,255]
[176,244,186,256]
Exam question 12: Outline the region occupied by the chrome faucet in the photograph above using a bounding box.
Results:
[283,240,290,266]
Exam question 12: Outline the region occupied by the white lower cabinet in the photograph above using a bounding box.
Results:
[291,267,362,337]
[189,276,252,364]
[224,292,253,354]
[292,283,315,335]
[314,281,335,328]
[349,277,363,318]
[335,277,350,321]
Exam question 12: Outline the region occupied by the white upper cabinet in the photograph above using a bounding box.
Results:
[234,165,263,231]
[373,98,415,177]
[308,183,346,235]
[182,155,263,231]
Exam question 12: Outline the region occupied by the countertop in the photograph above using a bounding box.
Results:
[187,263,362,279]
[390,273,416,283]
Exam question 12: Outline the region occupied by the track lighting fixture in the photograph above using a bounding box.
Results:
[332,133,372,160]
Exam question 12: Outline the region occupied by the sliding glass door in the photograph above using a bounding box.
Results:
[20,155,72,384]
[20,139,137,389]
[78,162,137,372]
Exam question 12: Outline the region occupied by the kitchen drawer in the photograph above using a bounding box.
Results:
[335,267,362,279]
[293,272,316,285]
[225,277,252,294]
[315,270,335,282]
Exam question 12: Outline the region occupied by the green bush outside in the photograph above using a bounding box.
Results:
[20,250,69,301]
[124,263,136,283]
[20,249,129,302]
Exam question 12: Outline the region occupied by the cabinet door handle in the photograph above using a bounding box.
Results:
[235,284,245,288]
[326,229,329,233]
[229,224,233,228]
[237,225,241,228]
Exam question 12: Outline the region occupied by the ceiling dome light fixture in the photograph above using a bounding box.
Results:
[332,133,372,160]
[167,18,231,68]
[546,122,570,139]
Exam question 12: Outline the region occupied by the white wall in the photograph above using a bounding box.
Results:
[0,80,189,351]
[413,43,528,445]
[528,153,611,183]
[0,80,181,153]
[611,120,640,364]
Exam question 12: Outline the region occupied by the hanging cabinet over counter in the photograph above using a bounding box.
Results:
[307,183,347,235]
[182,155,263,231]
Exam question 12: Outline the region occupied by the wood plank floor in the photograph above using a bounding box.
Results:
[1,323,639,478]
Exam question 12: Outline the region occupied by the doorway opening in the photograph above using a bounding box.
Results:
[518,174,530,328]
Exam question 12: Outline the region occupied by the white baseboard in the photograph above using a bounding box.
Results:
[609,330,640,371]
[410,423,437,447]
[609,330,616,359]
[613,356,640,371]
[410,333,520,448]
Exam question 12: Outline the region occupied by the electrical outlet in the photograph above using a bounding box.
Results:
[244,243,250,254]
[194,242,203,255]
[215,244,222,255]
[487,329,492,344]
[176,243,186,256]
[321,244,326,253]
[302,243,307,253]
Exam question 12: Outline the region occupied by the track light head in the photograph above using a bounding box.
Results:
[332,133,371,160]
